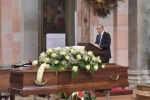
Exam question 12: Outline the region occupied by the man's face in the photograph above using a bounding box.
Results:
[97,26,103,34]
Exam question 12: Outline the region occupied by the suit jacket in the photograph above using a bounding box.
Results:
[95,31,111,59]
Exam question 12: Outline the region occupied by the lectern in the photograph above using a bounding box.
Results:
[77,42,107,61]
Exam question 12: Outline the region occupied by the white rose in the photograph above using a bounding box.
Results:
[54,60,59,64]
[99,59,102,63]
[80,46,85,50]
[65,55,70,60]
[86,65,90,70]
[40,52,46,57]
[80,50,85,55]
[55,47,61,50]
[96,57,100,62]
[92,57,96,62]
[65,46,70,50]
[32,60,38,65]
[60,51,65,55]
[84,57,88,61]
[55,47,61,51]
[94,65,98,71]
[46,49,52,54]
[44,58,49,63]
[101,64,105,68]
[51,53,56,58]
[72,66,78,72]
[76,54,81,60]
[39,52,46,61]
[88,51,93,56]
[70,49,75,54]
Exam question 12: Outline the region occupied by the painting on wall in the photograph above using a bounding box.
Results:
[42,0,65,35]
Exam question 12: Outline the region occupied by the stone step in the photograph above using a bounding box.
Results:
[95,88,133,97]
[137,84,150,91]
[136,90,150,100]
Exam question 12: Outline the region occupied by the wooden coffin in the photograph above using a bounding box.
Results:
[0,69,11,92]
[8,63,129,96]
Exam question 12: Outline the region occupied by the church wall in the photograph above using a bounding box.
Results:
[78,0,129,66]
[0,0,24,67]
[116,0,128,66]
[0,0,39,67]
[0,0,129,67]
[23,0,39,62]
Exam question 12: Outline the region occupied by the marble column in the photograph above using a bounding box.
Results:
[81,0,90,42]
[0,0,1,67]
[66,0,75,46]
[128,0,150,88]
[24,0,39,61]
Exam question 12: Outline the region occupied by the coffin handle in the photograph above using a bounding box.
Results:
[34,79,47,86]
[109,75,119,81]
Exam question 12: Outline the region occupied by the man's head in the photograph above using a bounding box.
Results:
[96,24,104,34]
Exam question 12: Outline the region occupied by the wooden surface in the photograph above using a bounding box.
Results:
[0,69,14,100]
[136,91,150,100]
[78,42,107,61]
[0,69,11,92]
[77,42,107,55]
[8,63,129,96]
[136,84,150,100]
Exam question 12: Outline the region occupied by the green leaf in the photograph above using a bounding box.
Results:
[71,71,78,78]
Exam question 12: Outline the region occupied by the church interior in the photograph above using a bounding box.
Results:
[0,0,150,100]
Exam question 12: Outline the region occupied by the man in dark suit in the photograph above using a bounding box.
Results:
[95,24,112,93]
[95,24,111,63]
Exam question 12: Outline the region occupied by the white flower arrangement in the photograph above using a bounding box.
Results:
[32,46,105,83]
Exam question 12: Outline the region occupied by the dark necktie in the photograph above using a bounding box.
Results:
[99,34,101,45]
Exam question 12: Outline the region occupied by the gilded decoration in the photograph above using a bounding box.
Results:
[92,0,125,18]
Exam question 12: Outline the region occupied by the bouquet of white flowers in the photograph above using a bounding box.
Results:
[32,46,105,85]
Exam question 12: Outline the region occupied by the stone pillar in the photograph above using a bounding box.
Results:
[24,0,39,61]
[128,0,150,88]
[0,0,24,67]
[81,0,90,42]
[0,0,1,67]
[66,0,75,46]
